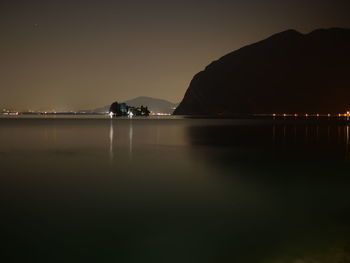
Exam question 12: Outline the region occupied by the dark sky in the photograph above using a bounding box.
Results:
[1,0,350,111]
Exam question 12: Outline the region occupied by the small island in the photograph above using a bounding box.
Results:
[109,101,150,117]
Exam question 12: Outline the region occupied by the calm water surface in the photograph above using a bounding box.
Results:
[1,116,350,262]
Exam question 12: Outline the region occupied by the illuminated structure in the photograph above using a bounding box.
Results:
[109,101,150,117]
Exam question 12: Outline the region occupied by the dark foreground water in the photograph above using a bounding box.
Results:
[1,116,350,263]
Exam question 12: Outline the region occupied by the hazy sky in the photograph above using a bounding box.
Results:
[1,0,350,110]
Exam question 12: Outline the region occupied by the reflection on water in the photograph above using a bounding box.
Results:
[1,116,350,263]
[109,120,134,161]
[109,120,114,161]
[347,126,350,160]
[129,120,133,160]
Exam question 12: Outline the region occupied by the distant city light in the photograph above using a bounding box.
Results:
[150,112,171,116]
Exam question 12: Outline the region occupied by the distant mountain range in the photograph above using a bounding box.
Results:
[174,28,350,115]
[87,96,178,114]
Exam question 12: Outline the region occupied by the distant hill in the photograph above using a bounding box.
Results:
[174,28,350,115]
[89,96,178,114]
[123,96,178,114]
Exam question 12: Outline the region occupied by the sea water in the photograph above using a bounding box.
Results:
[1,116,350,262]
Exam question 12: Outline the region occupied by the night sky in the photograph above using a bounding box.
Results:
[1,0,350,111]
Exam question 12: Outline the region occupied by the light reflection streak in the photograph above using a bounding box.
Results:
[346,125,349,160]
[109,120,114,161]
[129,120,133,160]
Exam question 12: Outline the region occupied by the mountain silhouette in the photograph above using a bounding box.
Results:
[174,28,350,115]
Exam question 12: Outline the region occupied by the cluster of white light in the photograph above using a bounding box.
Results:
[2,112,19,115]
[271,112,350,117]
[150,113,171,116]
